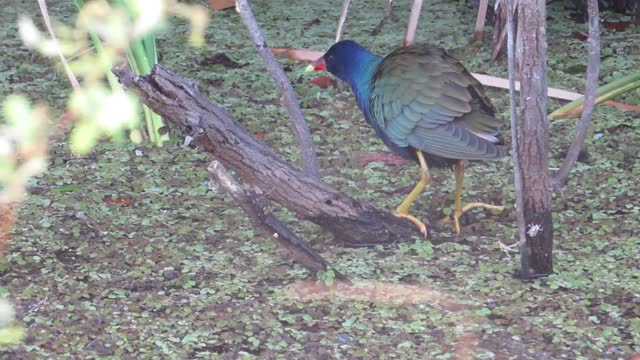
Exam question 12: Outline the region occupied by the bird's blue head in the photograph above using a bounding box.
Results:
[309,40,382,90]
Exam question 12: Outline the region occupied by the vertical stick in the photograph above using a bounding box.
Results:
[37,0,80,91]
[474,0,489,41]
[506,0,529,278]
[335,0,351,42]
[403,0,424,46]
[235,0,320,179]
[371,0,395,35]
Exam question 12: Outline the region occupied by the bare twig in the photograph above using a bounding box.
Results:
[489,17,508,64]
[37,0,80,91]
[234,0,320,178]
[474,0,489,41]
[403,0,424,46]
[551,0,600,188]
[335,0,351,42]
[506,0,529,276]
[371,0,394,36]
[207,161,349,282]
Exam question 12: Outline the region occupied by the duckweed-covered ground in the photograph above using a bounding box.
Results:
[1,0,639,358]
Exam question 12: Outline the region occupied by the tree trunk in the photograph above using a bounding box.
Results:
[112,64,420,246]
[516,0,553,279]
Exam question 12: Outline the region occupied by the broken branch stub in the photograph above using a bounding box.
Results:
[112,64,419,245]
[207,161,349,282]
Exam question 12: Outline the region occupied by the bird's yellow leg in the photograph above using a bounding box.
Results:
[395,150,430,237]
[445,160,505,234]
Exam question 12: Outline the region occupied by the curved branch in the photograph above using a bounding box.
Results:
[551,0,600,188]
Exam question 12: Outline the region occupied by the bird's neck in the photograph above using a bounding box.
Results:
[346,54,383,114]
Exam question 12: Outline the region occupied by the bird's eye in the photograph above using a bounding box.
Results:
[326,55,335,62]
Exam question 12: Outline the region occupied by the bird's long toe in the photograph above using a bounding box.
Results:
[440,202,504,234]
[394,212,428,238]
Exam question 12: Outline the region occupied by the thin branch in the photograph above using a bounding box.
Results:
[234,0,320,179]
[335,0,351,42]
[37,0,80,91]
[403,0,424,46]
[207,161,349,283]
[506,0,529,276]
[489,17,508,64]
[371,0,394,36]
[551,0,600,188]
[473,0,489,41]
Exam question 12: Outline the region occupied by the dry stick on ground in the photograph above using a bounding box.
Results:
[506,0,529,276]
[207,161,350,282]
[234,0,320,179]
[112,64,419,245]
[403,0,424,46]
[335,0,351,42]
[371,0,394,36]
[551,0,600,189]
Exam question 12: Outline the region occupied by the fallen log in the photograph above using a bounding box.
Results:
[112,64,419,246]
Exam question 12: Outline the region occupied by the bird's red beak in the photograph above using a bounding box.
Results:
[305,57,326,72]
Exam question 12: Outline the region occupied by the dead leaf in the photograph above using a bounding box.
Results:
[570,31,589,41]
[604,20,630,32]
[310,76,335,88]
[270,48,323,62]
[103,196,135,206]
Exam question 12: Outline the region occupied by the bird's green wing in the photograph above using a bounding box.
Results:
[370,44,505,160]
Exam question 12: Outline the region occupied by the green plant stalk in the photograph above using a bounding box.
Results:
[72,0,156,144]
[129,39,152,74]
[93,36,120,91]
[596,81,640,102]
[73,0,143,142]
[123,47,156,143]
[129,38,167,145]
[74,0,119,91]
[127,41,164,144]
[143,34,158,65]
[550,71,640,119]
[142,105,157,143]
[111,0,168,145]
